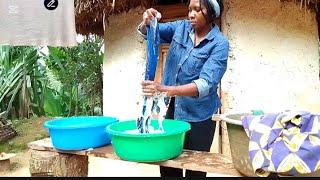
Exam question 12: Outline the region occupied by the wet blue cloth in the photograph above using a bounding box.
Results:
[145,18,160,81]
[137,18,161,134]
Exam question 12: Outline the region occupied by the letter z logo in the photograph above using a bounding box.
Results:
[44,0,58,10]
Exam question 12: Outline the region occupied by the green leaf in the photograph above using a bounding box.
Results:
[43,88,62,116]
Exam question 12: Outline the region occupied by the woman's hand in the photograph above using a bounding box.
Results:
[141,80,166,97]
[141,81,199,97]
[139,8,162,35]
[142,8,162,26]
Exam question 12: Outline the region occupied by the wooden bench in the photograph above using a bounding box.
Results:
[27,138,242,177]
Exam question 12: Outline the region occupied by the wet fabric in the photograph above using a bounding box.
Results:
[136,18,166,134]
[242,111,320,176]
[136,94,167,134]
[145,17,160,81]
[0,0,76,46]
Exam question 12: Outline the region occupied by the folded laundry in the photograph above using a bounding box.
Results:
[242,111,320,176]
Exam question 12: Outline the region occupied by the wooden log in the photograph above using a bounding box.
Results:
[29,150,57,176]
[53,153,88,177]
[0,153,15,174]
[0,159,10,173]
[29,149,88,177]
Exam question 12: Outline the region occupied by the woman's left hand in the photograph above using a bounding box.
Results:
[141,80,164,97]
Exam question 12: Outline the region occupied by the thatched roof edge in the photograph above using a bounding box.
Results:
[75,0,319,36]
[75,0,153,36]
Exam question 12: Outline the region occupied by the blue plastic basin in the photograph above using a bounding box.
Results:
[43,116,118,150]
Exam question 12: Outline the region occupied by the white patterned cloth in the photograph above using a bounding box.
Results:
[136,93,168,134]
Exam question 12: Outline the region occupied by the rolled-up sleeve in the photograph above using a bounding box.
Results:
[195,40,229,98]
[193,78,209,98]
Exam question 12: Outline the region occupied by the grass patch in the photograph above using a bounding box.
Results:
[0,117,51,153]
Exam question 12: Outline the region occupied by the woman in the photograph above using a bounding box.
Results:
[138,0,229,177]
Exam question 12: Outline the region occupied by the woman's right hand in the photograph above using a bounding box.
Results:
[142,8,162,26]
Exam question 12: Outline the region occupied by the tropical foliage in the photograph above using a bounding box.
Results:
[44,35,104,116]
[0,46,43,119]
[0,35,104,120]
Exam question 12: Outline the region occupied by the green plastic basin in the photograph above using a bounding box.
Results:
[106,119,191,162]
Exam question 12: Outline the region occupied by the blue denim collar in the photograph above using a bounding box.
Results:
[187,22,220,43]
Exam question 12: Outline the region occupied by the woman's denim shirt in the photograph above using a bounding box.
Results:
[138,20,229,122]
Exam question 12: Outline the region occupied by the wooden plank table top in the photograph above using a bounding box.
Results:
[28,138,242,176]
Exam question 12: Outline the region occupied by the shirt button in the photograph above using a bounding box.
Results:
[175,104,178,107]
[185,55,188,58]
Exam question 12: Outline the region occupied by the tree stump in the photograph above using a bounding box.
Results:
[29,150,88,177]
[0,153,15,174]
[0,159,10,173]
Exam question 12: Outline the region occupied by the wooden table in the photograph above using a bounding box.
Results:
[28,138,242,177]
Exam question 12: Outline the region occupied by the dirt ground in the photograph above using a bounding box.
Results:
[1,150,234,177]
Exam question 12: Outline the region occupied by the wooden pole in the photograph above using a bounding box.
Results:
[210,115,221,153]
[221,121,232,157]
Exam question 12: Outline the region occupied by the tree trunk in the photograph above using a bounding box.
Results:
[98,66,103,114]
[75,85,78,116]
[29,150,88,177]
[0,159,10,173]
[20,56,30,119]
[92,91,95,115]
[68,87,73,117]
